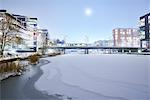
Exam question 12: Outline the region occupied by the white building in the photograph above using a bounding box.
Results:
[94,40,114,47]
[1,10,49,53]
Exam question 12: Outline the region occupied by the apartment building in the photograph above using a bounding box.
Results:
[113,28,140,47]
[0,10,26,51]
[0,10,49,53]
[139,12,150,48]
[12,14,38,50]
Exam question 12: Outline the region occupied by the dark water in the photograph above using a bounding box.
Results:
[0,59,60,100]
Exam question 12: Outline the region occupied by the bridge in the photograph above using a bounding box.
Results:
[48,46,144,54]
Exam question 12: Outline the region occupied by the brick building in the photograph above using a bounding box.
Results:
[113,28,140,47]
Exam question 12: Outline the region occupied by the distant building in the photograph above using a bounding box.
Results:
[113,28,140,47]
[94,40,113,47]
[66,43,87,47]
[139,12,150,48]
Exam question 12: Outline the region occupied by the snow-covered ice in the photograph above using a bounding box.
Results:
[35,54,150,100]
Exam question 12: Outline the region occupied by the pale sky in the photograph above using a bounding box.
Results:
[0,0,150,43]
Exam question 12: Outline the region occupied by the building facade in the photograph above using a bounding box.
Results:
[0,10,49,54]
[37,29,48,48]
[0,10,26,52]
[13,14,39,51]
[139,12,150,49]
[94,40,113,47]
[65,43,87,47]
[113,28,140,47]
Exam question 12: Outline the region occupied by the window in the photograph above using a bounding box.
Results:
[140,18,145,26]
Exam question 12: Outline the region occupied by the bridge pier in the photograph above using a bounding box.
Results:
[85,49,89,54]
[62,49,65,54]
[87,49,89,54]
[129,50,131,53]
[109,49,112,54]
[122,49,124,53]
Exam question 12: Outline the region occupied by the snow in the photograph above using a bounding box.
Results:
[0,72,17,81]
[35,54,150,100]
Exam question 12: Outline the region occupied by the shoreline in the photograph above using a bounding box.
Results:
[0,53,61,81]
[0,58,61,100]
[23,59,61,100]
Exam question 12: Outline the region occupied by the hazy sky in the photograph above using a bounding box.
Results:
[0,0,150,43]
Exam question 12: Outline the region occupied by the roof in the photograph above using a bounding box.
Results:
[140,12,150,20]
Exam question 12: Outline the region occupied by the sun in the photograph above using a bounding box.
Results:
[85,8,92,16]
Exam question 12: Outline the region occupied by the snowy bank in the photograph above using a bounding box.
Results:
[35,54,150,100]
[0,72,17,80]
[0,60,28,81]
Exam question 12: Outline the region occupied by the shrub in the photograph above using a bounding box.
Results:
[0,61,22,73]
[28,54,39,64]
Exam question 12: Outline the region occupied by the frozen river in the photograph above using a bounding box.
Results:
[35,54,150,100]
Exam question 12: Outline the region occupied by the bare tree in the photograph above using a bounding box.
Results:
[41,33,48,55]
[39,29,48,55]
[0,13,21,56]
[14,35,24,48]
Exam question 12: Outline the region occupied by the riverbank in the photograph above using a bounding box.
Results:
[0,54,33,81]
[0,59,61,100]
[0,60,28,81]
[0,53,61,81]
